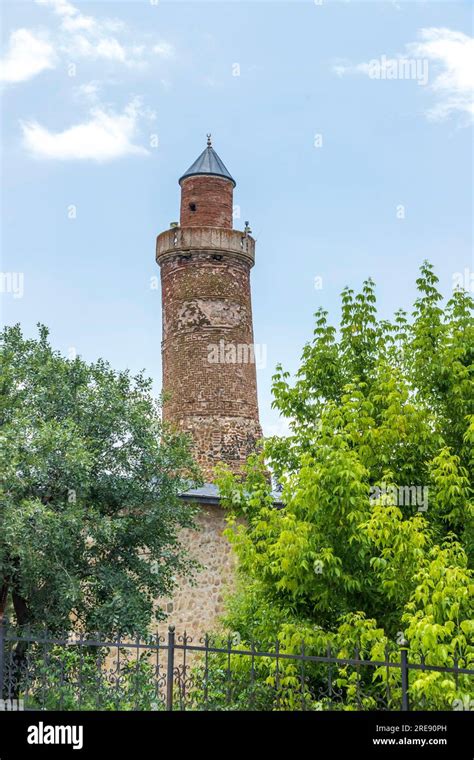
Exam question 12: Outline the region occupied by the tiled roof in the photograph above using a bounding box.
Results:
[179,482,283,507]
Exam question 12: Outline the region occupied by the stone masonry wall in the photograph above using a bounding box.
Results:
[157,503,237,639]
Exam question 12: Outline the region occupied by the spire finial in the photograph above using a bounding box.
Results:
[206,133,212,148]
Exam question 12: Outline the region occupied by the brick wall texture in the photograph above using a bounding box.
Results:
[179,175,234,229]
[158,248,262,478]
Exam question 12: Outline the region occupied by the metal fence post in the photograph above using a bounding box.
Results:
[0,617,6,699]
[400,638,410,711]
[166,625,175,712]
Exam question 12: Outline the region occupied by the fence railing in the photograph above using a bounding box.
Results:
[0,620,472,712]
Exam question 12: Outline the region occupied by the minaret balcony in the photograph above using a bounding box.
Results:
[156,226,255,267]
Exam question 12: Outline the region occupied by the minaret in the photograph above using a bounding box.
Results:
[156,136,262,479]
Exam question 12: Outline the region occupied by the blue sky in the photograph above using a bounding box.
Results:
[1,0,472,435]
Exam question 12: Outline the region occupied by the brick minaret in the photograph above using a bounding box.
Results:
[156,136,262,479]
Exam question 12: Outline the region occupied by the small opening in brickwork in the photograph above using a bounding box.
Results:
[212,254,223,261]
[179,254,192,262]
[189,202,197,212]
[166,602,173,613]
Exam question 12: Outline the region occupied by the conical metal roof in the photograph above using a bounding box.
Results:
[179,135,236,187]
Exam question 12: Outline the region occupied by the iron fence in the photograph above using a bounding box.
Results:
[0,620,472,712]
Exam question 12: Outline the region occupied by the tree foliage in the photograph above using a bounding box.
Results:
[217,263,473,709]
[0,324,201,636]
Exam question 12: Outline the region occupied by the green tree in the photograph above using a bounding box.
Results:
[217,262,473,709]
[0,324,201,636]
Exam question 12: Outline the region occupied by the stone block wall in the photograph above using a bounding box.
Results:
[157,503,237,639]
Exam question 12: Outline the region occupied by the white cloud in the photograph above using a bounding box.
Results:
[408,28,474,121]
[333,27,473,124]
[36,0,95,29]
[36,0,75,16]
[3,0,171,162]
[0,28,56,83]
[36,0,124,32]
[153,42,174,59]
[2,0,174,84]
[64,33,127,63]
[34,0,155,67]
[21,99,151,162]
[76,80,101,102]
